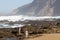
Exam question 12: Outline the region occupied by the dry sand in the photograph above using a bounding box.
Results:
[26,34,60,40]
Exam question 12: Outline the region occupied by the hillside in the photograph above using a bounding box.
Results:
[12,0,60,16]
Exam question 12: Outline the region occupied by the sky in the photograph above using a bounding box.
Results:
[0,0,33,13]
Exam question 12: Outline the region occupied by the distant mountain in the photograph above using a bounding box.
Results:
[12,0,60,16]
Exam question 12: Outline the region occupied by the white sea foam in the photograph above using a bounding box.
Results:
[0,15,60,22]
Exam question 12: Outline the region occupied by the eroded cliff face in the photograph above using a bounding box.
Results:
[12,0,60,16]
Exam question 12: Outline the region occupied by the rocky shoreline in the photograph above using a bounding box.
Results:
[0,20,60,40]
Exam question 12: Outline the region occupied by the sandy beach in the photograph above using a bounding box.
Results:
[26,34,60,40]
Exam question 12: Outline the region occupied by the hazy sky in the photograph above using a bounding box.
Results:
[0,0,33,13]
